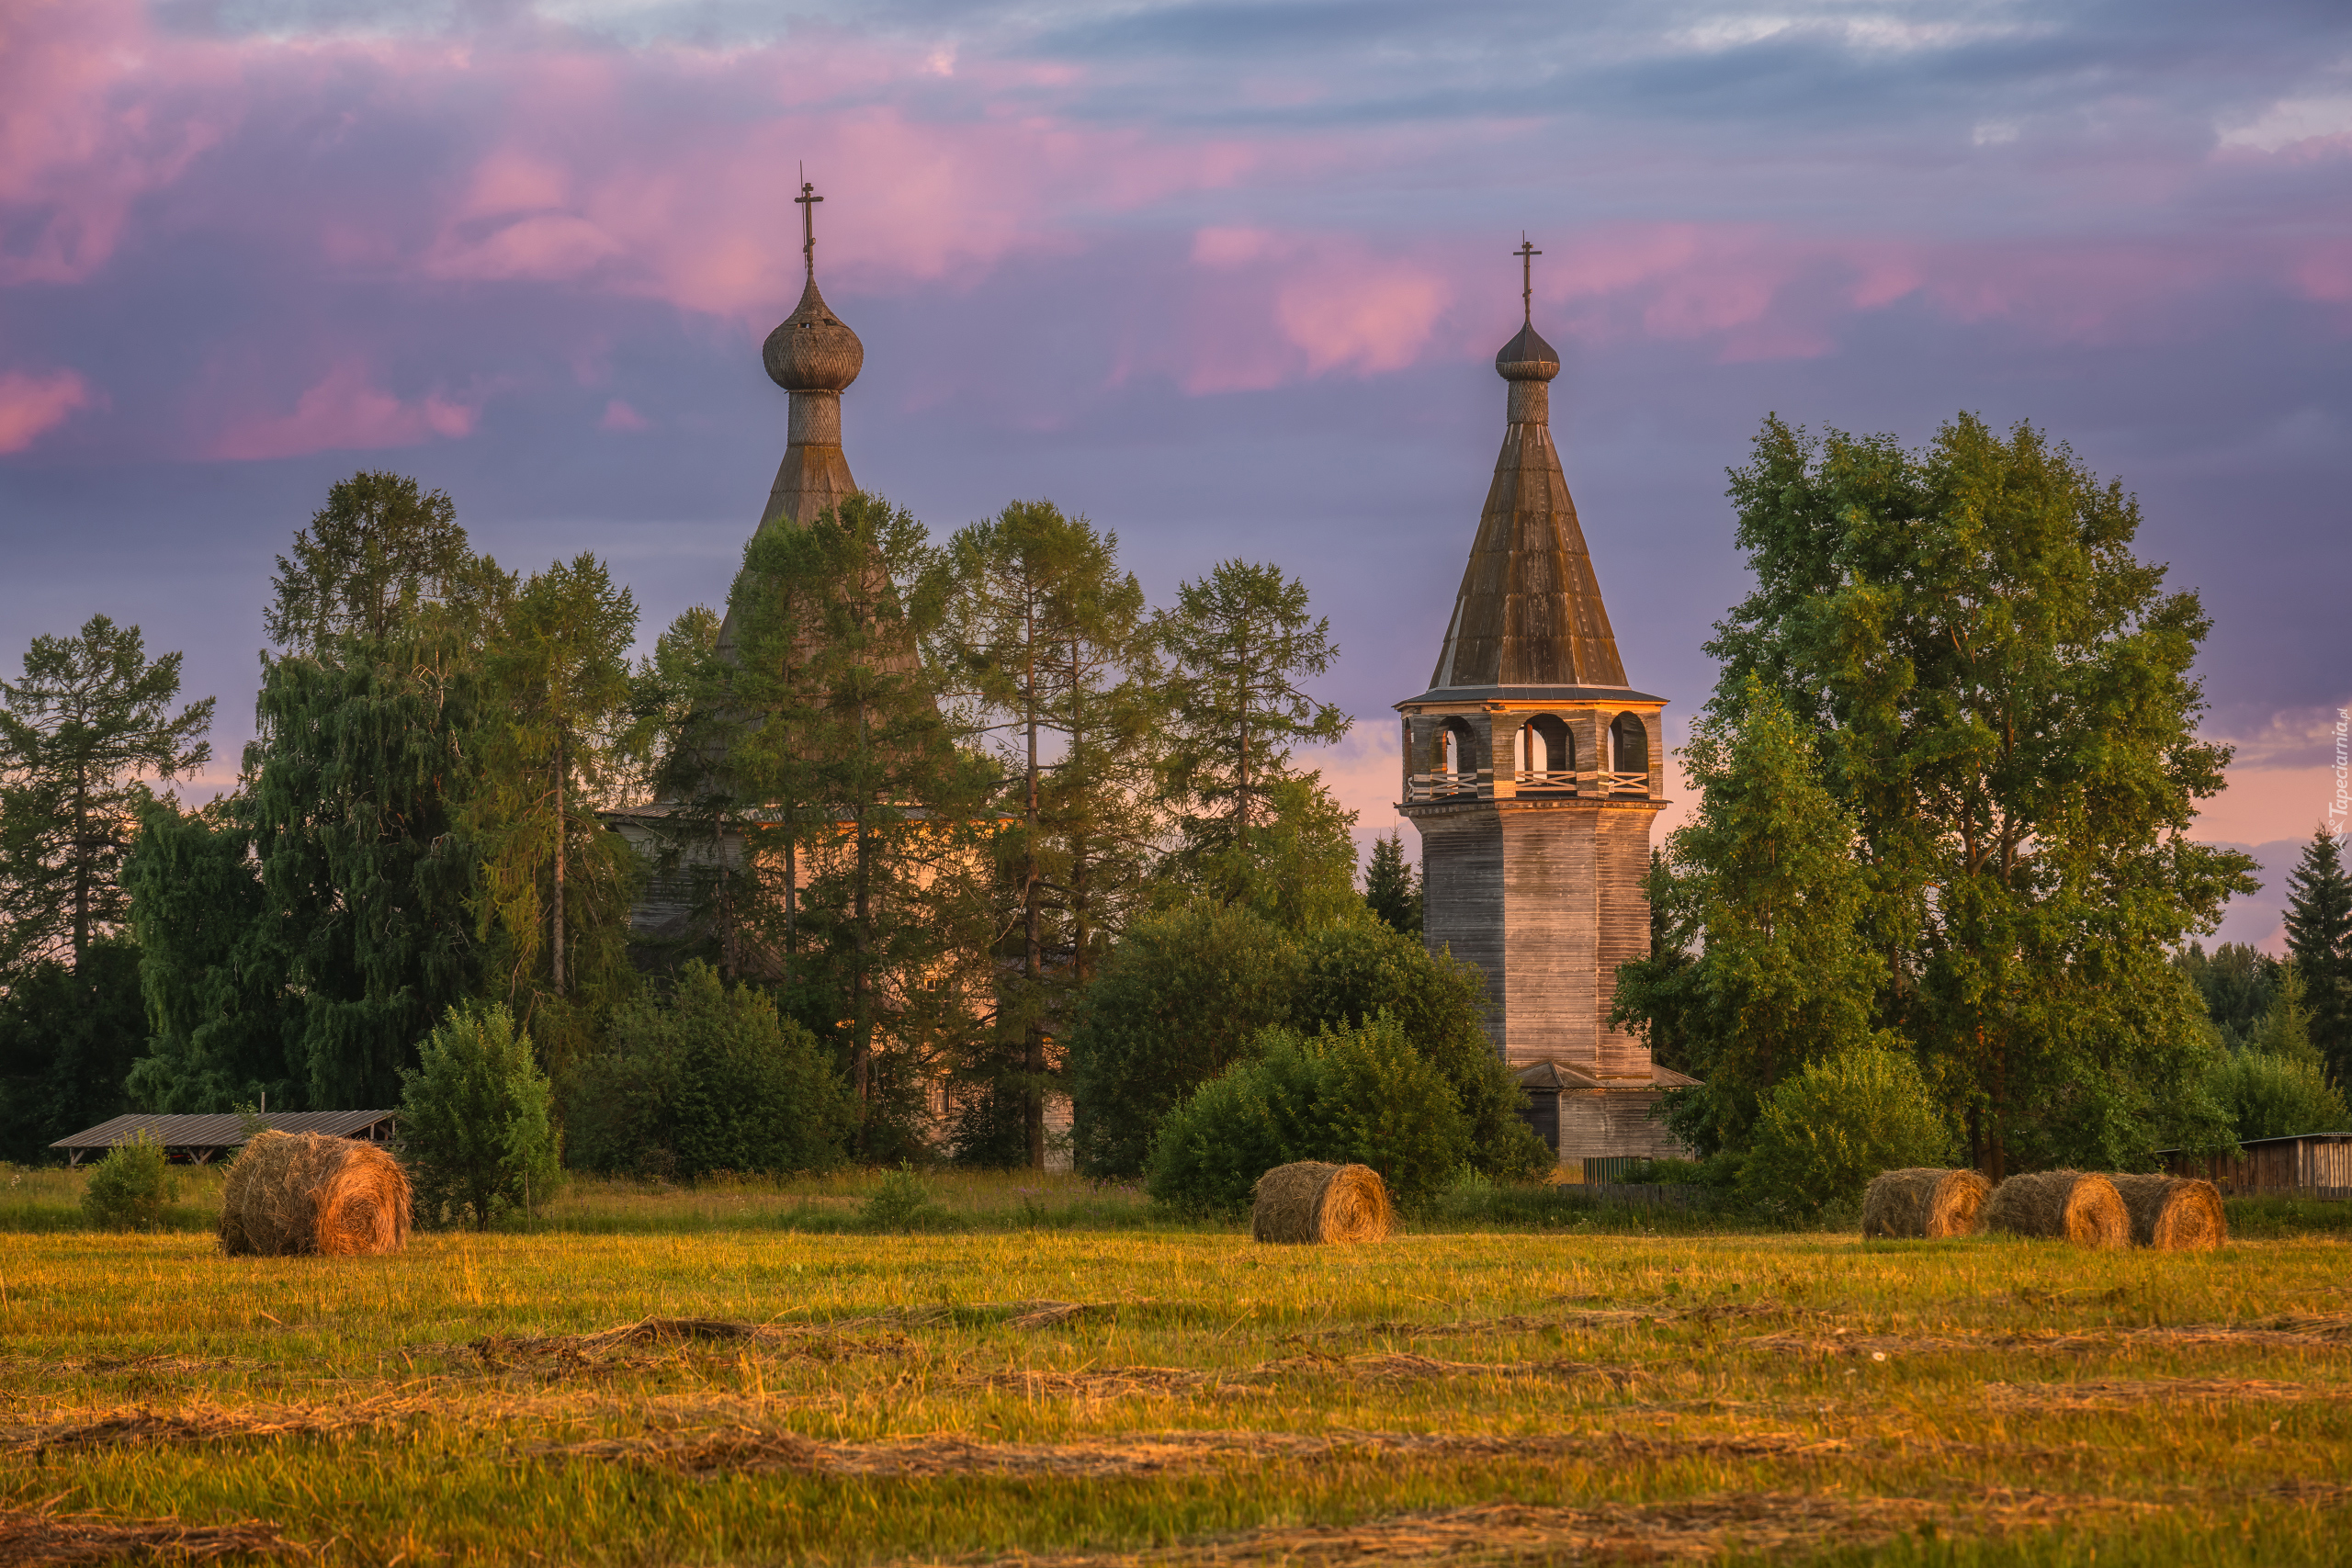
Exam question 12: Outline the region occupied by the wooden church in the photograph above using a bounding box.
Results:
[1396,249,1694,1168]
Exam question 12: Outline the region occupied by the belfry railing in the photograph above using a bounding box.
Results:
[1402,770,1652,803]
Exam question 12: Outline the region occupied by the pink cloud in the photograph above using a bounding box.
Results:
[1276,265,1452,376]
[0,0,235,285]
[0,367,95,452]
[213,362,480,461]
[599,399,649,432]
[1170,229,1453,389]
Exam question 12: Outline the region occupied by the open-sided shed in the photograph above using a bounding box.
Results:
[2158,1131,2352,1198]
[51,1111,397,1165]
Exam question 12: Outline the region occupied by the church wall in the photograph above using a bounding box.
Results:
[1557,1088,1684,1164]
[1498,802,1599,1072]
[1414,805,1506,1043]
[1596,802,1663,1080]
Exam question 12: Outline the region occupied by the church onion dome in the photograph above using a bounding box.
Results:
[763,276,864,393]
[1495,321,1560,381]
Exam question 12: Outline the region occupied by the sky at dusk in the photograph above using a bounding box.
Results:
[2,0,2346,951]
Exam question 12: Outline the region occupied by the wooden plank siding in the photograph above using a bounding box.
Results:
[2160,1133,2352,1197]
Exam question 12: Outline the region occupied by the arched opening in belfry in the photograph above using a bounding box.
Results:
[1609,713,1649,779]
[1519,713,1573,784]
[1436,718,1478,784]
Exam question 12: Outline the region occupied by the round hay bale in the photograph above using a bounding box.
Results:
[1861,1168,1993,1239]
[1250,1162,1394,1245]
[1985,1169,2130,1248]
[2109,1173,2227,1251]
[220,1130,411,1257]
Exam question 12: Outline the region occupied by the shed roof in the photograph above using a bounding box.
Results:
[53,1111,397,1153]
[2152,1129,2352,1156]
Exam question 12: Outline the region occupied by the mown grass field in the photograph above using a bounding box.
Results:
[4,1168,2350,1566]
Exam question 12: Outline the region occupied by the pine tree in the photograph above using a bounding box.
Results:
[937,501,1161,1167]
[265,471,472,650]
[1363,830,1421,937]
[723,493,993,1155]
[0,615,212,978]
[1152,558,1352,911]
[399,1001,560,1230]
[2283,826,2352,1086]
[470,554,640,1046]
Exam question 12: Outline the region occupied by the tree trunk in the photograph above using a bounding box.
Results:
[70,767,91,976]
[1024,623,1045,1171]
[552,734,567,997]
[853,698,873,1129]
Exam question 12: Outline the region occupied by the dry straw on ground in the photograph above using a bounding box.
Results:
[0,1506,294,1567]
[2109,1173,2227,1251]
[220,1130,410,1257]
[1251,1162,1393,1244]
[1985,1170,2129,1248]
[1861,1168,1992,1239]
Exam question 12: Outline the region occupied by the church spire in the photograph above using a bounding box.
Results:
[754,173,863,532]
[1423,239,1629,693]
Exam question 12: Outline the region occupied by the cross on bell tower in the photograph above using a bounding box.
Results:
[1516,235,1541,325]
[796,171,823,283]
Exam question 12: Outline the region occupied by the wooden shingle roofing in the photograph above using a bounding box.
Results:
[1427,318,1628,693]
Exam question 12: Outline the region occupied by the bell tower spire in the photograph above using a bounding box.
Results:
[1394,237,1680,1165]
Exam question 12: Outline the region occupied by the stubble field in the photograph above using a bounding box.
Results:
[4,1173,2350,1567]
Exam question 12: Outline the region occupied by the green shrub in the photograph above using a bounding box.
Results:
[1070,904,1548,1182]
[1145,1015,1470,1213]
[1739,1046,1953,1216]
[400,1001,561,1230]
[1622,1156,1708,1185]
[566,963,852,1181]
[2207,1049,2348,1144]
[1069,902,1305,1178]
[858,1166,955,1233]
[1293,922,1552,1181]
[79,1132,177,1231]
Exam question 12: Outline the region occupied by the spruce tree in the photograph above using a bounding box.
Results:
[1363,830,1421,937]
[126,471,502,1112]
[1155,559,1349,832]
[2283,827,2352,1085]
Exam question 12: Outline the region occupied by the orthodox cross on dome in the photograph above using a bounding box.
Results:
[796,171,824,282]
[1515,234,1542,325]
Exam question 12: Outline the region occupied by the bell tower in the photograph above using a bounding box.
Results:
[1394,241,1689,1163]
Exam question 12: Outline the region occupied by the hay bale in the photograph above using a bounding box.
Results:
[1860,1168,1993,1239]
[2109,1173,2227,1251]
[1250,1162,1394,1245]
[220,1131,411,1257]
[1984,1169,2130,1248]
